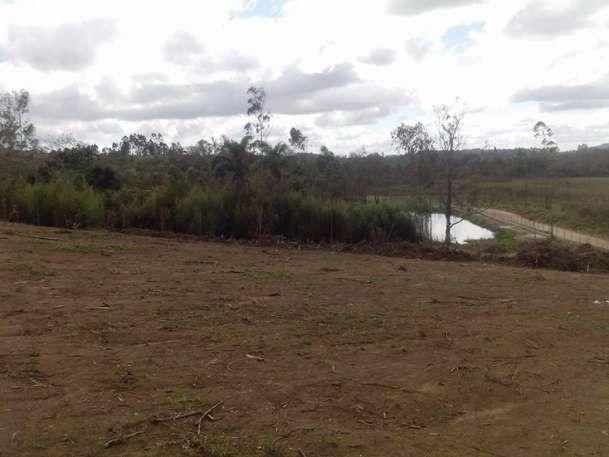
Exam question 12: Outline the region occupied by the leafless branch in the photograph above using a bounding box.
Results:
[197,401,224,435]
[103,430,145,449]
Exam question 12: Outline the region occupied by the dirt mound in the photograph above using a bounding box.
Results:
[119,227,201,241]
[341,241,474,262]
[116,229,475,262]
[117,228,609,273]
[516,240,609,273]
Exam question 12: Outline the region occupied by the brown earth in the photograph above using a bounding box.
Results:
[1,222,609,457]
[515,241,609,273]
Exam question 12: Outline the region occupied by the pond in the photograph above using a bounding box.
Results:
[424,213,495,244]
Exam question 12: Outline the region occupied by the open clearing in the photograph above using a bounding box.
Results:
[480,208,609,251]
[1,222,609,457]
[479,177,609,238]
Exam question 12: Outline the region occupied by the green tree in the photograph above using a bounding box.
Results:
[244,87,271,154]
[391,121,435,209]
[212,137,253,190]
[112,133,171,157]
[289,127,307,152]
[0,90,37,152]
[391,122,434,156]
[533,121,559,153]
[86,165,121,190]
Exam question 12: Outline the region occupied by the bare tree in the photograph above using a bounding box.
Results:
[533,121,558,236]
[434,100,466,246]
[0,89,38,152]
[391,102,471,245]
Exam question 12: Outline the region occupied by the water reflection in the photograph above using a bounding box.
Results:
[420,213,494,244]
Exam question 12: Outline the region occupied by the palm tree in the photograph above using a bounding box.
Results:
[262,142,291,180]
[212,137,253,189]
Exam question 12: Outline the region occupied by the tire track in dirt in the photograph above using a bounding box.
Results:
[482,208,609,251]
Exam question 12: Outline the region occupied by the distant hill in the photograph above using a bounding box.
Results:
[590,143,609,151]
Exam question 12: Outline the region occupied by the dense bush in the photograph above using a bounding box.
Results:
[175,187,226,236]
[86,165,121,190]
[0,137,426,242]
[0,178,104,227]
[0,175,420,243]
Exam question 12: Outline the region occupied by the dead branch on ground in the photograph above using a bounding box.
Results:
[197,401,224,435]
[103,430,145,449]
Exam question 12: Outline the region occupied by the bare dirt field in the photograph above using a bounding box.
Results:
[1,222,609,457]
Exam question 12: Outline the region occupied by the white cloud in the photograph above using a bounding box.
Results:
[31,62,409,124]
[315,106,393,127]
[506,0,608,37]
[8,19,116,71]
[161,31,259,74]
[512,74,609,111]
[406,38,433,61]
[388,0,487,16]
[0,0,608,153]
[162,31,204,65]
[360,48,398,66]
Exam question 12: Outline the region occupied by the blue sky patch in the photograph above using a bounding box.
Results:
[232,0,284,19]
[0,46,9,62]
[442,22,485,53]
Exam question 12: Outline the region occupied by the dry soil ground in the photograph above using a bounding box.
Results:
[1,222,609,457]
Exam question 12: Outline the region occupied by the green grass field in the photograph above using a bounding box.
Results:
[480,177,609,238]
[374,177,609,239]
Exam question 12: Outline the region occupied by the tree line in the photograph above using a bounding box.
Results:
[0,88,421,243]
[1,87,608,245]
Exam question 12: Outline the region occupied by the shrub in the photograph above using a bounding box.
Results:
[176,187,225,236]
[86,165,121,190]
[0,176,421,243]
[1,178,104,227]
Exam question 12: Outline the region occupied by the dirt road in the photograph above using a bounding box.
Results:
[1,222,609,456]
[482,208,609,250]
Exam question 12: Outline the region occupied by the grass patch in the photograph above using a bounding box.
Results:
[166,389,208,407]
[53,242,132,254]
[494,228,517,247]
[145,433,287,457]
[55,243,99,254]
[479,177,609,237]
[108,244,130,252]
[246,269,292,280]
[315,432,358,454]
[4,262,55,278]
[260,436,285,457]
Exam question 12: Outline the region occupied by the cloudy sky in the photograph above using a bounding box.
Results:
[1,0,608,153]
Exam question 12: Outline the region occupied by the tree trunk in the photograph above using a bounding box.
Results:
[329,211,334,243]
[257,206,263,238]
[444,174,453,246]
